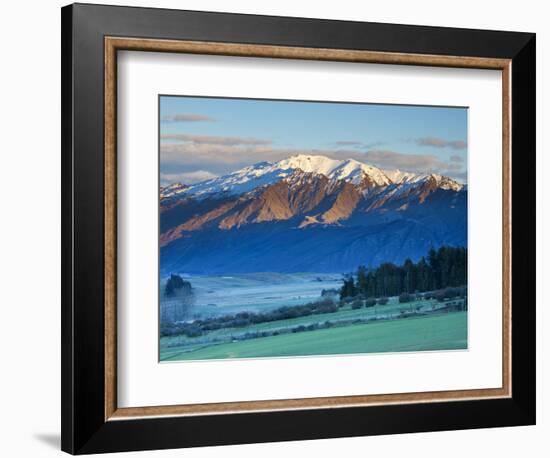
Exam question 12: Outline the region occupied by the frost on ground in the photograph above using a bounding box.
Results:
[160,272,342,321]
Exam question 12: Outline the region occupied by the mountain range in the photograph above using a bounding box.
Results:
[160,154,467,275]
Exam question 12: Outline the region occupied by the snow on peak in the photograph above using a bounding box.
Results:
[383,169,419,184]
[166,154,462,198]
[383,168,463,190]
[179,161,294,197]
[425,174,464,191]
[160,182,188,199]
[276,154,392,186]
[276,154,341,175]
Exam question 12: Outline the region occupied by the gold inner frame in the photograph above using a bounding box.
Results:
[104,37,512,421]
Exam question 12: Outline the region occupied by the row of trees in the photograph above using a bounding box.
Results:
[341,246,467,300]
[161,297,339,338]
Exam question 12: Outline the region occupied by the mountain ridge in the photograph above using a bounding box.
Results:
[160,154,467,274]
[160,154,464,201]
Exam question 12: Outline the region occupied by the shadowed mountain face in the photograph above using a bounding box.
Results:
[160,155,467,275]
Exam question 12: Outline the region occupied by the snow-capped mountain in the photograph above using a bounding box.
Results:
[382,168,418,184]
[159,154,466,274]
[160,154,463,201]
[275,154,392,187]
[159,182,188,199]
[383,170,463,191]
[161,154,397,200]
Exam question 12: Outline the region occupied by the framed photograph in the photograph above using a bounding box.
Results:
[61,3,536,454]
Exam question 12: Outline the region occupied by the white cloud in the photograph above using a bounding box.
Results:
[362,149,449,172]
[334,140,385,149]
[414,136,467,150]
[161,133,271,146]
[160,142,467,183]
[160,170,218,185]
[161,113,215,123]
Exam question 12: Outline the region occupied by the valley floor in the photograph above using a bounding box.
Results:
[160,309,467,361]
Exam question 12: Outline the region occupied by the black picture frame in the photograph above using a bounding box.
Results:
[61,3,536,454]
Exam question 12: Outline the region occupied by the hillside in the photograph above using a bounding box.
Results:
[160,154,467,274]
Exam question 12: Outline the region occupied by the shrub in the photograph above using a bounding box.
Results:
[377,297,389,305]
[231,318,250,327]
[160,323,177,337]
[365,298,377,307]
[351,299,364,309]
[399,292,413,303]
[321,288,339,297]
[444,287,458,299]
[201,322,221,331]
[317,296,336,307]
[183,325,203,338]
[165,274,191,297]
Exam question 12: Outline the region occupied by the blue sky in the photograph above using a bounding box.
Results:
[160,95,467,185]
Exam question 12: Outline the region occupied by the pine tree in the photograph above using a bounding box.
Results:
[403,258,415,293]
[340,275,357,299]
[342,246,467,300]
[356,265,368,296]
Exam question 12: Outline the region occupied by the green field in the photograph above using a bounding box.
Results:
[161,311,467,361]
[161,297,444,348]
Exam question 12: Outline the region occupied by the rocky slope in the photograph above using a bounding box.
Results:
[160,154,466,274]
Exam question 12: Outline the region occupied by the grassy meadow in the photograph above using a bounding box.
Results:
[160,296,467,361]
